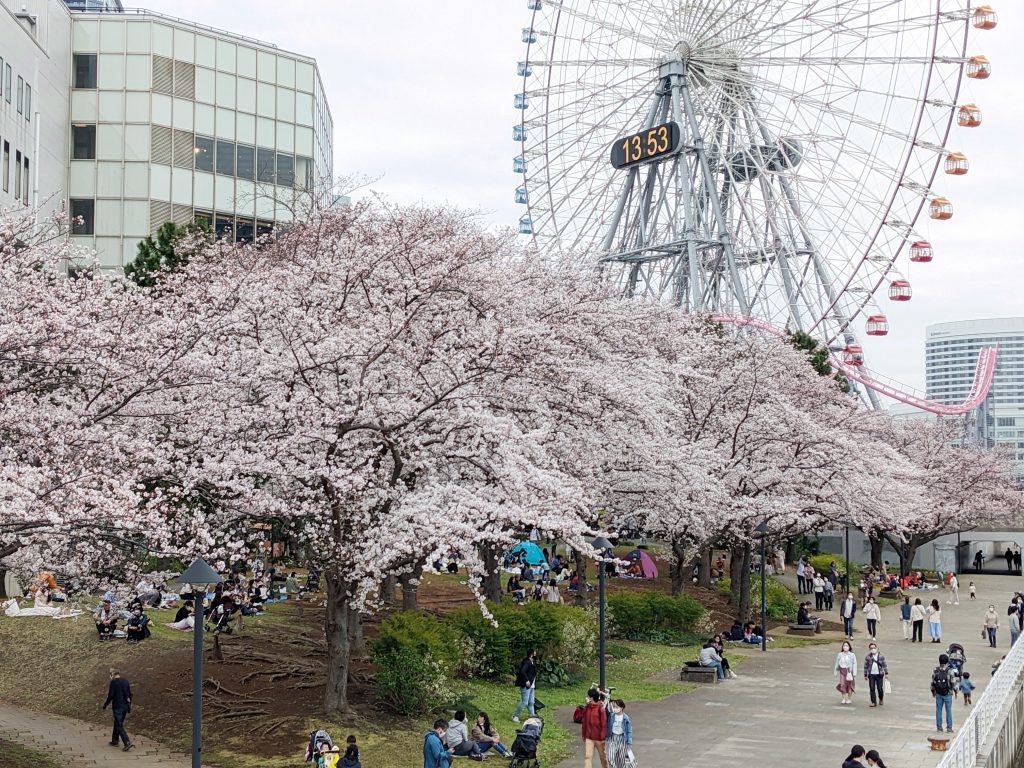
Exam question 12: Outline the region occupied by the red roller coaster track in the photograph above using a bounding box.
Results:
[712,314,997,416]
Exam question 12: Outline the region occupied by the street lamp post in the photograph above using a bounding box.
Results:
[174,558,223,768]
[755,522,769,653]
[845,525,851,593]
[591,535,613,691]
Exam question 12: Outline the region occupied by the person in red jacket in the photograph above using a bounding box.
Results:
[581,688,608,768]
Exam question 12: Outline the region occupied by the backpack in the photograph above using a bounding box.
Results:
[305,729,333,762]
[931,666,951,696]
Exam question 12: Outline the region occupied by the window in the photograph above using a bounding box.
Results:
[256,220,273,239]
[0,57,4,100]
[16,76,23,114]
[73,54,97,89]
[70,199,95,235]
[236,144,254,180]
[22,156,28,205]
[235,219,254,243]
[1,142,7,193]
[215,215,233,241]
[276,153,294,187]
[194,136,214,172]
[193,210,212,229]
[216,140,234,176]
[256,148,275,183]
[24,84,30,121]
[4,65,10,103]
[72,124,96,159]
[295,156,312,190]
[14,151,20,201]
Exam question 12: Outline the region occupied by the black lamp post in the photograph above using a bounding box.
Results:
[174,558,223,768]
[591,535,613,691]
[845,525,851,593]
[755,522,769,653]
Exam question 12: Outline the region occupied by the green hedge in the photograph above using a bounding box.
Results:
[806,554,863,578]
[371,612,457,715]
[717,577,799,620]
[606,591,704,642]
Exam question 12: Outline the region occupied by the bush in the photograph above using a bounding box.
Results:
[806,554,863,578]
[717,577,799,620]
[372,612,456,716]
[606,591,705,642]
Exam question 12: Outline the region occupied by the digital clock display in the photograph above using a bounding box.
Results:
[609,121,681,169]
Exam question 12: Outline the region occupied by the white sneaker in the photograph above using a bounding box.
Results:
[512,716,520,723]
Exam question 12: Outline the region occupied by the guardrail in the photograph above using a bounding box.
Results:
[938,635,1024,768]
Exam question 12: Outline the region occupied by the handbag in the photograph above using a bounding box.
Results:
[534,697,546,712]
[846,671,854,682]
[883,678,892,694]
[625,749,638,768]
[572,705,585,724]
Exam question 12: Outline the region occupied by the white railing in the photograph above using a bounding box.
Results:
[938,638,1024,768]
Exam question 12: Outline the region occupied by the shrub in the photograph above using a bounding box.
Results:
[806,554,863,578]
[372,612,456,716]
[717,577,799,620]
[606,591,705,642]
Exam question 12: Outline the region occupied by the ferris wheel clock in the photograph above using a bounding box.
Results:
[610,121,680,169]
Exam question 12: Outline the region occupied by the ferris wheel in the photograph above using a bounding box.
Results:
[513,0,999,411]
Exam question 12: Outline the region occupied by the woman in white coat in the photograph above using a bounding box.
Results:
[863,597,881,640]
[834,640,858,705]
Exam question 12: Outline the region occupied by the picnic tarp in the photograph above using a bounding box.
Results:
[509,541,548,566]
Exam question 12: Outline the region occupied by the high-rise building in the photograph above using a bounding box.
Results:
[926,317,1024,479]
[1,0,333,270]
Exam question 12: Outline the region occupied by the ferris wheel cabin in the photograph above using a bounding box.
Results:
[967,56,992,79]
[910,241,933,262]
[958,104,982,127]
[929,197,953,220]
[842,345,864,367]
[973,6,999,30]
[865,315,889,336]
[945,152,969,175]
[888,280,912,302]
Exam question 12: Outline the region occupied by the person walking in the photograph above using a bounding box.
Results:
[863,597,881,640]
[604,699,632,768]
[834,640,858,705]
[900,596,912,640]
[581,688,608,768]
[969,581,977,600]
[931,653,956,733]
[1005,547,1014,573]
[823,577,835,611]
[102,669,134,751]
[910,597,926,643]
[840,592,857,640]
[864,642,888,707]
[813,574,826,610]
[927,599,943,643]
[983,605,1000,648]
[512,649,537,722]
[974,550,984,571]
[1011,609,1021,646]
[1015,550,1022,574]
[948,572,960,605]
[797,558,807,595]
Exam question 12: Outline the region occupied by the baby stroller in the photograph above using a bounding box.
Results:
[510,716,544,768]
[206,599,236,635]
[947,643,966,690]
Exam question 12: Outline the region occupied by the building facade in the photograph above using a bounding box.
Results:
[926,317,1024,480]
[1,0,333,270]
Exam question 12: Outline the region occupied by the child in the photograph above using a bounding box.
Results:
[960,671,975,705]
[341,735,360,768]
[969,581,977,600]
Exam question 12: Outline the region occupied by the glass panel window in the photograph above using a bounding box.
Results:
[72,124,97,159]
[193,210,213,229]
[4,64,10,103]
[74,54,98,89]
[256,148,275,183]
[14,151,21,201]
[16,76,23,114]
[70,199,95,235]
[0,57,3,100]
[276,153,294,187]
[295,156,312,190]
[236,144,254,180]
[256,220,273,239]
[2,141,8,192]
[22,157,28,205]
[215,139,234,176]
[194,135,214,172]
[215,215,233,241]
[235,218,254,243]
[24,84,31,121]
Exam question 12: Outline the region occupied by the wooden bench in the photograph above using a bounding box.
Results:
[927,736,949,752]
[679,664,718,684]
[788,620,821,636]
[879,590,899,600]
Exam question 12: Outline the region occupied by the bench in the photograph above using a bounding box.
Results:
[788,619,821,636]
[879,590,899,600]
[680,663,718,684]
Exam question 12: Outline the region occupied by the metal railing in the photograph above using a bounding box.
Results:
[938,637,1024,768]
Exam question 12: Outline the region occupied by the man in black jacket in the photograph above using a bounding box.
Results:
[103,669,134,751]
[511,649,537,723]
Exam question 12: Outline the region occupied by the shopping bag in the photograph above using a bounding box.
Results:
[534,697,546,712]
[625,749,638,768]
[883,678,892,695]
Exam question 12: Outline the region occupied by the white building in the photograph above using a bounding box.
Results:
[1,0,333,270]
[926,317,1024,480]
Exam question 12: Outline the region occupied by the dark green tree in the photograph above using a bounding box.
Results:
[124,221,210,287]
[788,329,850,393]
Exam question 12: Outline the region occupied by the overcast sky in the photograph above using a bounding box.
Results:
[140,1,1022,403]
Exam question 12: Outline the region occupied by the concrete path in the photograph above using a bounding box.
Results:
[557,573,1021,768]
[0,702,193,766]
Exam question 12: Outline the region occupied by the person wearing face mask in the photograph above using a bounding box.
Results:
[125,605,151,643]
[863,597,881,640]
[863,642,888,707]
[983,604,1000,647]
[604,699,633,768]
[840,593,857,640]
[834,641,857,705]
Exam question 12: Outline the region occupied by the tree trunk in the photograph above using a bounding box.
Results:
[347,605,365,658]
[728,545,743,607]
[697,548,712,589]
[574,550,589,607]
[379,575,397,605]
[669,538,687,596]
[736,544,753,623]
[324,572,353,714]
[869,532,884,570]
[399,564,422,611]
[480,543,503,603]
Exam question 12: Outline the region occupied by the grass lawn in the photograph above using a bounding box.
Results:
[0,739,62,768]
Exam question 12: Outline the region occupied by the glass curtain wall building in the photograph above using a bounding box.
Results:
[1,0,333,271]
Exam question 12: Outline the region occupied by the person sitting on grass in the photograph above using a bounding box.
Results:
[165,601,195,631]
[125,606,151,643]
[94,599,117,640]
[423,720,452,768]
[340,735,361,768]
[471,712,510,756]
[741,622,764,644]
[445,710,484,761]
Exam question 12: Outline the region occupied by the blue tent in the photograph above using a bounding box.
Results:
[508,541,548,566]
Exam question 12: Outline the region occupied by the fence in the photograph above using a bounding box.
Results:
[938,635,1024,768]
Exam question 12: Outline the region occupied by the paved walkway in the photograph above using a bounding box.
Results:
[0,703,193,766]
[557,573,1020,768]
